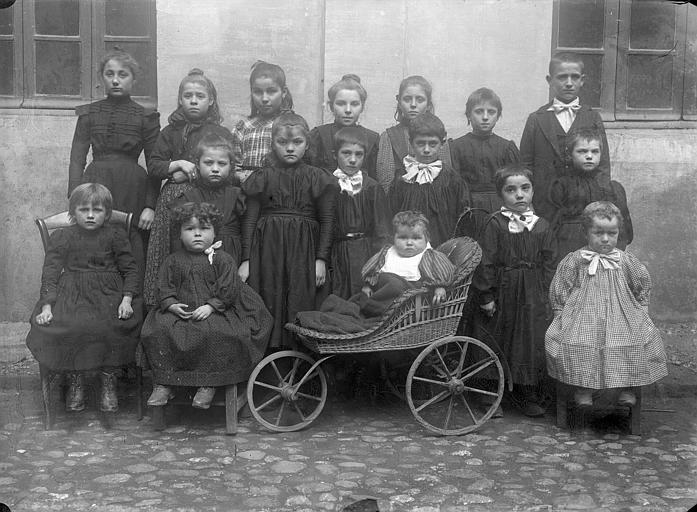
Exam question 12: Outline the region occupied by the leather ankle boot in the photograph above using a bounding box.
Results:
[100,370,118,412]
[66,372,85,412]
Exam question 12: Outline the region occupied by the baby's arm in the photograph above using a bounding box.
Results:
[35,230,69,324]
[623,252,652,307]
[420,250,456,306]
[549,253,579,314]
[194,253,242,321]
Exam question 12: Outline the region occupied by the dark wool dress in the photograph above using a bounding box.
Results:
[26,225,142,371]
[388,166,470,247]
[68,95,161,275]
[306,123,380,179]
[179,181,245,265]
[141,249,271,387]
[242,156,338,348]
[549,171,633,264]
[471,213,556,386]
[143,121,234,307]
[331,175,391,298]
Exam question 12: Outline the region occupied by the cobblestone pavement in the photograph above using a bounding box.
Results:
[1,360,696,512]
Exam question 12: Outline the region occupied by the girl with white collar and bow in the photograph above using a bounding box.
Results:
[141,202,270,410]
[471,165,557,418]
[388,112,470,247]
[545,201,666,410]
[330,127,391,298]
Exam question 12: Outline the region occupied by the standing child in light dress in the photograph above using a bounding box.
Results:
[545,201,667,408]
[240,113,338,349]
[231,61,294,183]
[330,126,391,298]
[306,74,380,179]
[471,166,556,417]
[68,49,160,279]
[26,184,142,413]
[450,88,520,239]
[144,69,232,308]
[549,128,632,265]
[177,133,245,265]
[142,202,271,409]
[377,75,453,193]
[388,112,469,247]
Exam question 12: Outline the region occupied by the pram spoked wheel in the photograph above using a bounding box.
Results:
[247,350,328,432]
[406,335,504,435]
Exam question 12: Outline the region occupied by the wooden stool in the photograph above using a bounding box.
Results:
[555,381,642,435]
[150,384,246,435]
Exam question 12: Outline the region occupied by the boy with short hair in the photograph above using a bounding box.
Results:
[520,52,611,220]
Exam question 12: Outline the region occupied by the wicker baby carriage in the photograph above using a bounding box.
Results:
[245,237,506,435]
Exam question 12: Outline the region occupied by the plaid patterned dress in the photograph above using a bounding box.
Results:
[231,116,276,180]
[545,249,667,389]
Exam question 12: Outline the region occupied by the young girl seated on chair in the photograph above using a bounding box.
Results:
[297,211,455,332]
[26,183,142,413]
[141,202,271,409]
[545,201,667,408]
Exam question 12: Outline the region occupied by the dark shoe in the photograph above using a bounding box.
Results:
[522,401,546,417]
[147,385,174,406]
[574,388,593,408]
[192,387,216,409]
[66,372,85,412]
[100,371,119,412]
[618,390,636,407]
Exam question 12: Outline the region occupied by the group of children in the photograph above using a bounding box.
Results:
[25,48,666,421]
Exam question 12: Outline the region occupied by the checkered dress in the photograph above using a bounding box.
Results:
[231,116,275,171]
[545,249,667,389]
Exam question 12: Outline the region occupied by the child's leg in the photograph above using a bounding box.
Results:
[573,386,593,407]
[617,387,637,406]
[100,368,119,412]
[147,384,174,406]
[192,387,216,409]
[66,371,85,412]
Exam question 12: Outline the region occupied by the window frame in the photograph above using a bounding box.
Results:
[0,0,156,110]
[552,0,695,122]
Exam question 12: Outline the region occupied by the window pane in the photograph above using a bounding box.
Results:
[36,41,80,95]
[626,55,673,108]
[0,40,13,95]
[630,0,676,50]
[578,53,603,108]
[106,0,149,37]
[559,0,605,48]
[35,0,79,36]
[106,41,155,97]
[0,7,13,35]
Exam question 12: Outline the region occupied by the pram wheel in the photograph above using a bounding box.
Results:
[406,335,504,435]
[247,350,328,432]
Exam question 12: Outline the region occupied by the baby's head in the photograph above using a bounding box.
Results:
[333,126,367,176]
[194,133,234,187]
[567,128,602,174]
[271,112,310,166]
[465,88,502,135]
[582,201,623,254]
[495,165,534,213]
[547,52,585,103]
[408,112,446,164]
[172,202,223,253]
[69,183,113,227]
[392,210,429,258]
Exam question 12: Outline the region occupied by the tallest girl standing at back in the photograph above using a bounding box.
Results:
[376,75,452,193]
[231,61,293,183]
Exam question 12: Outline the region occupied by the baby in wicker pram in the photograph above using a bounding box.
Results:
[296,210,455,333]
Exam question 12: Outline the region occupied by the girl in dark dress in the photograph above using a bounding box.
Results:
[144,69,233,307]
[330,126,391,298]
[27,184,142,413]
[376,75,453,193]
[471,166,556,417]
[177,133,245,265]
[240,113,338,349]
[388,112,470,247]
[450,88,520,240]
[142,203,271,409]
[549,129,633,265]
[306,74,379,180]
[68,49,160,279]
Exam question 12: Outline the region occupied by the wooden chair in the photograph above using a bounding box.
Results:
[35,209,143,429]
[149,384,246,435]
[555,381,641,435]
